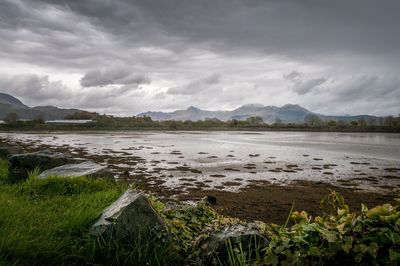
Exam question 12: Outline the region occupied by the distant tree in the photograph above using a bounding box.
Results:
[327,120,337,127]
[350,121,358,127]
[4,112,19,124]
[304,114,322,127]
[140,115,153,123]
[228,119,239,127]
[396,114,400,128]
[96,115,115,127]
[168,120,178,129]
[383,116,395,127]
[246,116,264,126]
[274,118,283,125]
[34,113,45,124]
[65,111,99,120]
[357,118,367,128]
[337,120,346,129]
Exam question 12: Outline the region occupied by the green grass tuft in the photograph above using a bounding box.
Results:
[0,160,9,185]
[0,161,126,265]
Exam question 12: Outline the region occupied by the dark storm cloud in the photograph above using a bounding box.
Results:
[284,71,326,95]
[0,74,71,101]
[298,75,400,116]
[334,75,400,102]
[80,65,151,87]
[2,0,400,68]
[37,0,400,59]
[0,0,399,115]
[168,73,221,95]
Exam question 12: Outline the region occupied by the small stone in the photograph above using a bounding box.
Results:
[204,195,217,205]
[120,170,130,178]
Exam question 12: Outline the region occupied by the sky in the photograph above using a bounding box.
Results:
[0,0,399,116]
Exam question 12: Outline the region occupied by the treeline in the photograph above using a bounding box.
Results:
[1,111,400,132]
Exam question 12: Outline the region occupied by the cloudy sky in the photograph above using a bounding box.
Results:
[0,0,399,116]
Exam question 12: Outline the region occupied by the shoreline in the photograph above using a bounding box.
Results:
[1,132,398,223]
[1,126,399,133]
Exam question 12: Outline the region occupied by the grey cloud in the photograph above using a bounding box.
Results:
[0,74,71,102]
[294,78,326,95]
[80,65,151,87]
[333,75,399,102]
[285,71,326,95]
[0,0,399,116]
[284,71,301,83]
[152,91,167,100]
[299,75,400,116]
[40,0,400,61]
[0,73,144,113]
[2,0,400,71]
[167,73,221,95]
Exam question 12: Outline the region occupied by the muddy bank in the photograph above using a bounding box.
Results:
[176,181,396,224]
[0,133,398,224]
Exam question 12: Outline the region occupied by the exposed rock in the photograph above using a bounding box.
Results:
[8,150,82,182]
[203,195,217,205]
[0,145,23,160]
[91,189,166,244]
[120,170,130,178]
[39,161,114,179]
[199,224,269,265]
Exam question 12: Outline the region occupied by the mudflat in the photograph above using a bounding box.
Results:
[1,131,398,223]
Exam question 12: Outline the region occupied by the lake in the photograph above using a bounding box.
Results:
[1,131,399,194]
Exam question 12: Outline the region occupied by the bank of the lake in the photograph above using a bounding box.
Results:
[1,159,400,265]
[1,131,399,223]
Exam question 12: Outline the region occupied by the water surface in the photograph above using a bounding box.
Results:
[1,131,399,193]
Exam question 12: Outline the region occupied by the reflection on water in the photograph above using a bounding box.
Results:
[1,131,399,193]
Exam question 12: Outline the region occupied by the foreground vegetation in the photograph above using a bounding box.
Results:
[1,111,400,132]
[0,160,399,265]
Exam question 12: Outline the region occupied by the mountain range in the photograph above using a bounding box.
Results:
[140,104,377,124]
[0,92,378,123]
[0,93,83,120]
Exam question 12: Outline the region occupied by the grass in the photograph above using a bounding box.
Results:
[0,160,126,265]
[1,159,399,265]
[0,161,180,265]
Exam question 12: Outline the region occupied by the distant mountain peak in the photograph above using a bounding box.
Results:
[0,92,84,120]
[0,93,27,108]
[281,103,309,112]
[241,103,264,108]
[186,106,200,111]
[234,103,265,113]
[140,103,316,123]
[139,103,378,124]
[282,103,301,108]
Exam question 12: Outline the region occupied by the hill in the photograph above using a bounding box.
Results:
[139,104,377,124]
[0,93,83,120]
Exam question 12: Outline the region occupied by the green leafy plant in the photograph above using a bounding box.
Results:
[262,191,400,265]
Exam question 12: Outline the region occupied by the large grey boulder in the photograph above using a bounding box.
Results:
[91,189,166,244]
[8,150,82,182]
[0,145,23,160]
[39,161,113,179]
[199,224,269,265]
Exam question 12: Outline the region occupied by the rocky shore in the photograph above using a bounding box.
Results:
[1,141,399,265]
[0,136,397,224]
